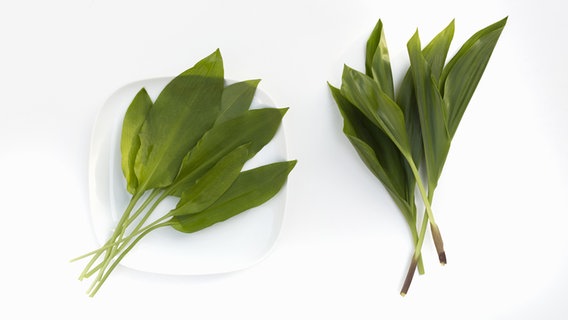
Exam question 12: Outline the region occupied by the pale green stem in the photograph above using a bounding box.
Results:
[78,192,143,280]
[88,221,171,297]
[85,189,175,288]
[72,189,162,264]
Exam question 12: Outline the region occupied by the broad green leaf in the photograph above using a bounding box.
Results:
[440,17,507,137]
[365,19,395,98]
[340,65,411,158]
[172,108,287,195]
[330,84,416,223]
[134,50,224,192]
[218,79,260,123]
[407,32,451,190]
[170,160,296,233]
[423,20,455,84]
[397,20,455,191]
[330,85,407,197]
[120,88,152,194]
[170,145,249,216]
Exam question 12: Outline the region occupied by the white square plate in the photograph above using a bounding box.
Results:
[88,77,289,275]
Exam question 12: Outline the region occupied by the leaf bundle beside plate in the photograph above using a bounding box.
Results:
[329,18,506,295]
[74,49,296,296]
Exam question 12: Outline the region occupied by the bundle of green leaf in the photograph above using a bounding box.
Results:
[74,49,296,296]
[328,18,506,295]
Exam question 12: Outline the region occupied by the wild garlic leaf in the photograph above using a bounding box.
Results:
[365,19,395,99]
[440,17,507,137]
[170,160,296,233]
[218,79,261,123]
[76,49,296,297]
[407,32,451,191]
[172,108,287,195]
[120,88,152,194]
[135,50,224,192]
[169,144,249,216]
[340,65,411,158]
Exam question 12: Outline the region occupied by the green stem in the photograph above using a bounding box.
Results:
[85,189,175,290]
[88,221,172,297]
[78,192,143,280]
[406,159,445,261]
[400,187,446,296]
[85,188,161,287]
[80,213,174,279]
[72,190,162,264]
[400,212,429,296]
[124,189,163,229]
[409,217,425,275]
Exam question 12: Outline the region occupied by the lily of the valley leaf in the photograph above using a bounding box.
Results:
[329,17,506,296]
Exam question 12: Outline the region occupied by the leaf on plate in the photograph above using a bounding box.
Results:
[170,145,249,216]
[134,49,224,191]
[170,160,296,233]
[120,88,153,194]
[172,108,287,195]
[218,79,261,123]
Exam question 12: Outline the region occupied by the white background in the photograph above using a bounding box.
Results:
[1,0,567,319]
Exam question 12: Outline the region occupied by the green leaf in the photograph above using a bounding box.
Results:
[330,83,416,223]
[134,49,224,192]
[407,31,451,190]
[397,20,455,192]
[170,145,249,216]
[424,20,455,84]
[365,19,395,98]
[170,160,296,233]
[120,88,153,194]
[218,79,261,123]
[440,17,507,137]
[172,108,287,195]
[340,65,411,157]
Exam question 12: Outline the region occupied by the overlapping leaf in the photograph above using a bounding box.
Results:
[171,160,296,233]
[134,50,224,192]
[407,32,451,191]
[171,107,288,195]
[329,18,506,295]
[120,88,153,194]
[218,79,261,123]
[77,50,295,296]
[169,145,249,216]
